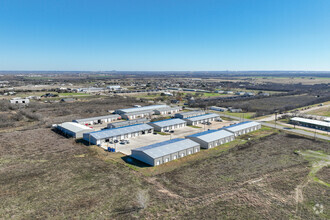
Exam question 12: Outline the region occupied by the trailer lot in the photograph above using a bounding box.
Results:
[112,120,235,155]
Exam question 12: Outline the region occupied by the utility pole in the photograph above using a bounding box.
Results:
[274,110,278,129]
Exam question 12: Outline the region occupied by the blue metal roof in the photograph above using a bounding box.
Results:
[186,129,234,142]
[185,113,220,121]
[149,118,186,127]
[88,123,153,139]
[186,129,218,137]
[221,121,260,132]
[132,138,199,159]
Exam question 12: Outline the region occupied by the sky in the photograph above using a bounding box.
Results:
[0,0,330,71]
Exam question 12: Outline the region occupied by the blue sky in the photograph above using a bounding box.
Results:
[0,0,330,71]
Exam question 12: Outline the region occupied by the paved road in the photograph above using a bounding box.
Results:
[218,113,330,141]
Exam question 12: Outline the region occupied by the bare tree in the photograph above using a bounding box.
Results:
[136,189,149,209]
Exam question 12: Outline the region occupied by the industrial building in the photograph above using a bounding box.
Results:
[174,110,205,119]
[184,113,220,125]
[73,114,121,125]
[222,121,261,136]
[153,106,181,115]
[186,129,235,149]
[55,122,93,139]
[107,118,149,129]
[131,138,200,166]
[148,118,187,132]
[290,117,330,131]
[83,124,154,145]
[121,110,154,120]
[115,104,169,115]
[9,97,30,105]
[210,106,228,112]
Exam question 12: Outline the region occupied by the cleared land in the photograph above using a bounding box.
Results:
[1,126,329,219]
[307,106,330,117]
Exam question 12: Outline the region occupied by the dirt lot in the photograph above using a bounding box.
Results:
[1,125,329,219]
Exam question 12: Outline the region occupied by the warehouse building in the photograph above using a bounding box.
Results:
[174,110,205,119]
[186,129,235,149]
[121,110,154,120]
[290,117,330,131]
[184,113,220,126]
[210,106,228,112]
[115,104,169,115]
[55,122,93,139]
[107,118,149,129]
[153,106,181,115]
[83,124,153,145]
[222,121,261,136]
[131,138,200,166]
[9,97,30,105]
[148,118,186,132]
[73,114,121,125]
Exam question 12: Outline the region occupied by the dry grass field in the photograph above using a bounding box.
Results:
[1,123,329,219]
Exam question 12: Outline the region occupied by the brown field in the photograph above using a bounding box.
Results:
[307,106,330,117]
[1,121,329,219]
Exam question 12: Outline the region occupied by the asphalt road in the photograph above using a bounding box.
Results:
[218,113,330,141]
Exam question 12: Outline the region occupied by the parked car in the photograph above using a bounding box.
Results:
[153,132,157,135]
[114,140,119,143]
[165,130,170,132]
[170,130,174,133]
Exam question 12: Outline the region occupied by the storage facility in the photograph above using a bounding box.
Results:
[174,110,205,119]
[153,106,181,115]
[148,118,187,132]
[55,122,93,139]
[222,121,261,136]
[9,97,30,105]
[83,124,154,145]
[73,114,121,125]
[184,113,220,125]
[107,118,149,129]
[210,106,228,112]
[115,104,169,114]
[120,110,154,120]
[290,117,330,131]
[186,129,235,149]
[131,138,200,166]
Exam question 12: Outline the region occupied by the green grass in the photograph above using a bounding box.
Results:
[156,132,170,135]
[222,112,255,119]
[188,125,202,128]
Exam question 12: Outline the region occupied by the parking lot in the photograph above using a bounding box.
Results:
[111,120,236,155]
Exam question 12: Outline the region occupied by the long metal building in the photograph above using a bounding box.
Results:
[115,104,169,114]
[148,118,187,132]
[131,138,200,166]
[184,113,220,125]
[73,114,121,125]
[222,121,261,137]
[107,118,150,129]
[83,124,154,145]
[186,129,234,149]
[55,122,93,139]
[174,110,205,119]
[290,117,330,131]
[153,106,181,115]
[120,110,154,120]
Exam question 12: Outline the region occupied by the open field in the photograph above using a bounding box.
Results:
[218,94,329,115]
[1,125,329,218]
[307,106,330,117]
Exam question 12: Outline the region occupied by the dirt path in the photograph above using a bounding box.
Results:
[294,150,330,214]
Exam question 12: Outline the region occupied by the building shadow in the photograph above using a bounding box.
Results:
[121,155,151,168]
